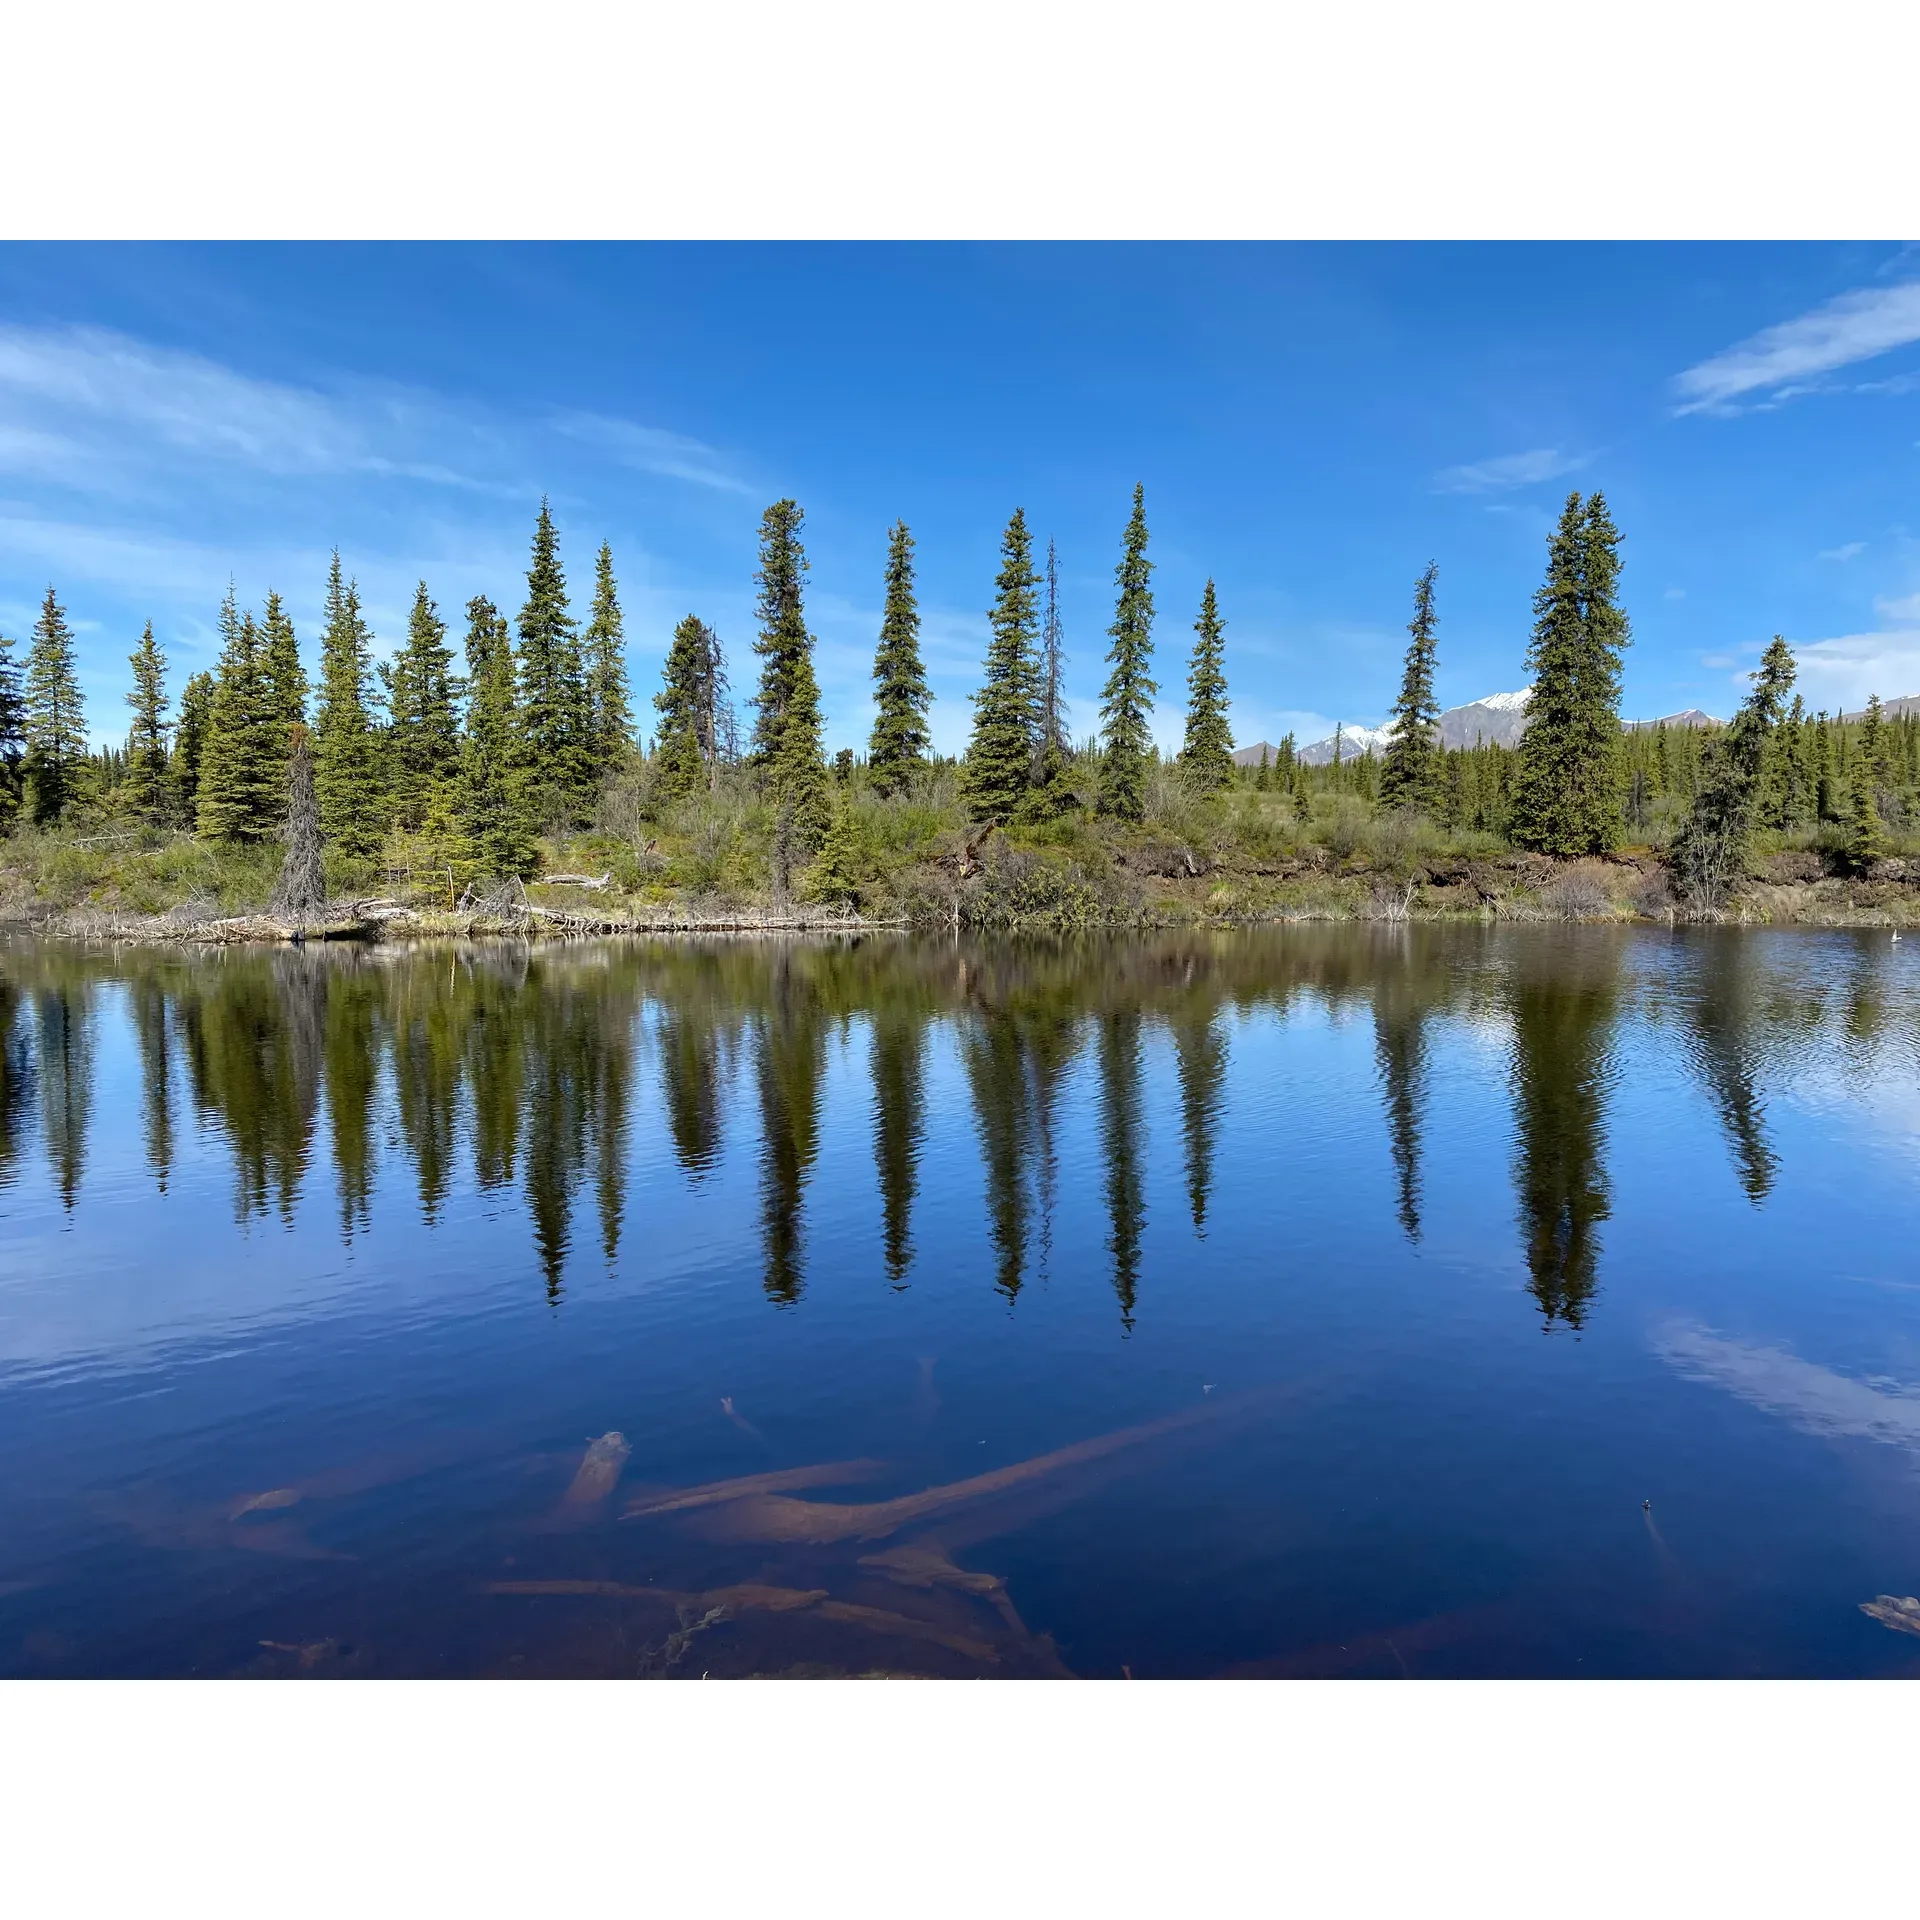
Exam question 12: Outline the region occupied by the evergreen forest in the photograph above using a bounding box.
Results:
[3,487,1918,929]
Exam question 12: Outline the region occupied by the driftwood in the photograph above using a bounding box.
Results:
[541,872,613,890]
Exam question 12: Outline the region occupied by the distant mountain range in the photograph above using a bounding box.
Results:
[1841,696,1920,721]
[1233,690,1724,769]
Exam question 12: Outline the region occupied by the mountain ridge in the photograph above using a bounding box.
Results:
[1232,690,1725,769]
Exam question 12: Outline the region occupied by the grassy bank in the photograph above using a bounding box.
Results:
[8,765,1920,940]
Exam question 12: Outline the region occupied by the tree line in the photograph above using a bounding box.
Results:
[0,483,1904,896]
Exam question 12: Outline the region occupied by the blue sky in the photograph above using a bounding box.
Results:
[2,241,1918,753]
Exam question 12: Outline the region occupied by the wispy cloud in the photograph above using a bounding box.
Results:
[548,409,751,494]
[1654,1321,1920,1455]
[1432,448,1586,495]
[1821,541,1866,562]
[1672,281,1920,416]
[1876,590,1920,622]
[0,324,364,475]
[1787,629,1920,709]
[0,323,739,507]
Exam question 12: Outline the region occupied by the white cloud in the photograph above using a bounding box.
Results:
[1790,629,1920,709]
[1654,1321,1920,1455]
[1672,281,1920,416]
[1663,586,1687,600]
[1875,590,1920,622]
[1432,448,1586,495]
[1821,541,1866,562]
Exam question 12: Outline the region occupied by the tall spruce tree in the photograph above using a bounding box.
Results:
[1511,491,1631,855]
[1842,758,1889,874]
[1180,577,1233,792]
[748,500,830,849]
[583,541,634,778]
[1380,562,1442,813]
[23,586,87,826]
[868,520,932,796]
[458,594,536,878]
[0,627,23,829]
[197,589,282,843]
[1672,637,1796,912]
[312,552,384,859]
[1098,485,1157,822]
[963,509,1042,823]
[124,621,171,824]
[654,614,713,803]
[260,591,306,754]
[1027,536,1077,817]
[517,500,590,824]
[171,670,214,823]
[383,582,463,829]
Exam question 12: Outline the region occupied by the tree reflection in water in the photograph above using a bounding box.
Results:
[0,925,1884,1333]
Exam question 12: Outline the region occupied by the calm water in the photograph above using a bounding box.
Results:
[3,924,1919,1678]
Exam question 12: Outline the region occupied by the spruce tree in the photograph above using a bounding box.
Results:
[383,582,462,829]
[654,614,713,803]
[1380,562,1442,814]
[171,670,214,822]
[1673,637,1796,912]
[124,621,171,824]
[312,552,384,860]
[0,627,23,830]
[1842,760,1889,874]
[748,500,829,848]
[804,793,863,907]
[868,520,932,796]
[260,590,306,753]
[1022,535,1080,820]
[583,541,634,778]
[197,590,283,843]
[1098,485,1157,822]
[1180,577,1234,793]
[1859,692,1891,793]
[22,587,87,826]
[963,509,1042,824]
[458,594,537,878]
[517,500,590,824]
[1812,713,1837,821]
[1511,491,1630,855]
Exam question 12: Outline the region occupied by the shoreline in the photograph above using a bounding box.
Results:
[9,866,1920,946]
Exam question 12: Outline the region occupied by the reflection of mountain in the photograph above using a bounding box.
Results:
[1655,1321,1920,1454]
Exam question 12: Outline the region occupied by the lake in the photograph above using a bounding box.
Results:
[2,924,1918,1678]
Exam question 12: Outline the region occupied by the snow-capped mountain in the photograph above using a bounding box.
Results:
[1232,686,1725,770]
[1233,690,1534,768]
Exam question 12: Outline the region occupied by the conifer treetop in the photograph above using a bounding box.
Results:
[1099,484,1158,822]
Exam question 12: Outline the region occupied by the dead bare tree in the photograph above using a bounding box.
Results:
[270,724,327,923]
